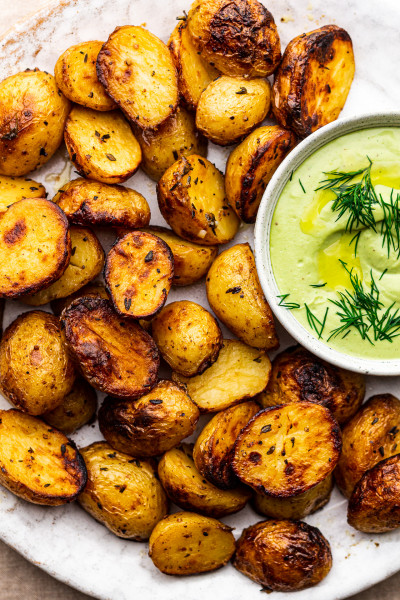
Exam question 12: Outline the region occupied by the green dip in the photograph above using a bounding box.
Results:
[270,127,400,360]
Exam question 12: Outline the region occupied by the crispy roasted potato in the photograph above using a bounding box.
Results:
[149,512,235,575]
[206,243,278,350]
[79,442,168,539]
[55,41,116,111]
[43,377,97,435]
[234,519,332,592]
[158,444,251,517]
[226,125,296,222]
[0,311,76,416]
[232,402,341,496]
[173,339,271,412]
[272,25,355,138]
[105,231,174,319]
[335,394,400,498]
[193,401,259,489]
[97,26,178,130]
[259,345,365,426]
[61,297,159,399]
[51,282,109,316]
[0,176,46,216]
[64,106,142,184]
[196,76,271,146]
[157,155,240,245]
[98,380,199,457]
[0,69,70,176]
[0,299,4,339]
[187,0,281,77]
[151,301,222,377]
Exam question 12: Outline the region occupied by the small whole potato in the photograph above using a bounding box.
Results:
[0,175,46,216]
[43,377,97,435]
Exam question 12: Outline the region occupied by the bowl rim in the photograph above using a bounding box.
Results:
[254,111,400,376]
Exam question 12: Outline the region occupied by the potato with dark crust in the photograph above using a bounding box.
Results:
[234,519,332,591]
[0,176,46,216]
[61,297,159,399]
[43,377,97,435]
[79,442,168,540]
[272,25,355,138]
[51,282,109,316]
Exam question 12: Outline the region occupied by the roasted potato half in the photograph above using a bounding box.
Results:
[79,442,168,539]
[149,512,235,575]
[234,519,332,592]
[151,301,222,377]
[206,243,278,350]
[64,106,142,184]
[259,345,365,425]
[0,176,46,216]
[0,311,76,416]
[226,125,297,223]
[0,409,86,505]
[51,282,109,316]
[61,297,159,399]
[272,25,355,138]
[157,155,240,245]
[173,339,271,412]
[158,444,251,517]
[43,377,97,435]
[0,69,70,176]
[97,25,178,130]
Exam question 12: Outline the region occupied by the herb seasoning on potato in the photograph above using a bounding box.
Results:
[0,175,46,216]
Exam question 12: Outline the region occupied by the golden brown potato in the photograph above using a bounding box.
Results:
[272,25,355,138]
[55,41,116,111]
[0,409,86,505]
[0,311,76,416]
[64,106,142,184]
[232,402,341,496]
[234,519,332,592]
[51,282,109,316]
[226,125,297,222]
[61,297,159,399]
[79,442,168,539]
[0,176,46,216]
[0,69,70,176]
[151,301,222,377]
[157,155,240,245]
[149,512,235,575]
[53,178,150,228]
[206,243,278,350]
[173,339,271,412]
[335,394,400,498]
[158,444,251,517]
[98,380,199,457]
[105,231,174,319]
[97,26,178,130]
[187,0,281,77]
[0,299,4,339]
[196,76,271,146]
[259,345,366,426]
[193,401,259,489]
[0,198,70,299]
[43,377,97,435]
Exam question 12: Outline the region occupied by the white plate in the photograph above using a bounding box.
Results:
[1,0,400,599]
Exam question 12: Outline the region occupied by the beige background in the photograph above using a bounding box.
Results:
[0,1,399,599]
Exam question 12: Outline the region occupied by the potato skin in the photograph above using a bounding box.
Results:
[0,69,70,176]
[51,282,109,316]
[79,442,168,540]
[0,176,46,216]
[149,512,235,575]
[43,377,97,435]
[206,243,278,350]
[234,519,332,591]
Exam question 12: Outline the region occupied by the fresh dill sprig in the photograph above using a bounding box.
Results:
[299,179,306,194]
[310,282,327,288]
[305,304,329,339]
[277,294,300,310]
[379,268,388,280]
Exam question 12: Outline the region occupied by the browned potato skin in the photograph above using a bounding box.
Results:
[206,243,278,350]
[0,299,4,339]
[0,176,46,216]
[272,25,355,138]
[0,69,70,176]
[226,125,297,223]
[98,380,200,457]
[79,442,168,540]
[193,401,259,489]
[187,0,281,78]
[151,301,222,377]
[234,519,332,591]
[0,409,86,505]
[51,282,109,316]
[149,512,235,575]
[0,311,76,416]
[43,377,97,435]
[335,394,400,498]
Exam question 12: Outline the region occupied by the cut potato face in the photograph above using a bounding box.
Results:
[51,282,109,316]
[43,377,97,435]
[97,25,178,130]
[64,106,142,184]
[272,25,355,137]
[157,155,240,245]
[0,176,46,216]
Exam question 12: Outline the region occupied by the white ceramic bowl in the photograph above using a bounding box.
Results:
[254,112,400,376]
